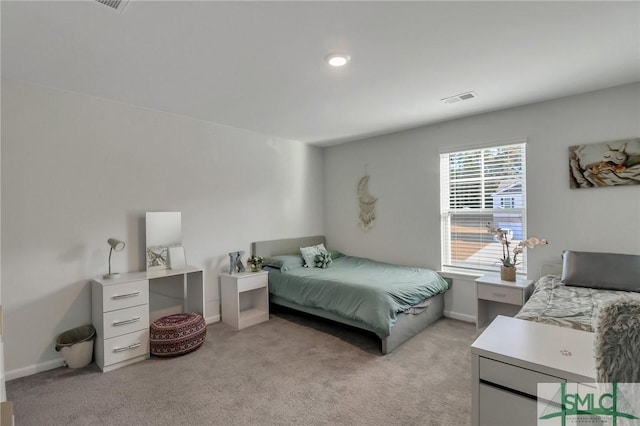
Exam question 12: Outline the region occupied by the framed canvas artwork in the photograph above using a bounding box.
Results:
[168,246,187,269]
[146,246,168,268]
[569,138,640,189]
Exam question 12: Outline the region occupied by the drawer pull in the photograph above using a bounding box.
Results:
[493,292,507,298]
[112,291,141,300]
[113,317,141,327]
[113,342,141,353]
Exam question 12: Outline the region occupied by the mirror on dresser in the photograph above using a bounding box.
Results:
[145,211,182,271]
[145,212,186,321]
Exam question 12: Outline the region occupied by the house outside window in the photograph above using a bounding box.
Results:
[440,142,527,274]
[499,196,516,209]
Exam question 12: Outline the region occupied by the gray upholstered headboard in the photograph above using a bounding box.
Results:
[251,235,325,258]
[541,263,562,276]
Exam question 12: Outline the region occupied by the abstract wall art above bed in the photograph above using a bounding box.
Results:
[569,138,640,189]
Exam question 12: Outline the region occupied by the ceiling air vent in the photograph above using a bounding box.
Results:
[94,0,130,13]
[441,91,478,104]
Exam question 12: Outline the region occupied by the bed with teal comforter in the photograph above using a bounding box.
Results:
[267,255,449,339]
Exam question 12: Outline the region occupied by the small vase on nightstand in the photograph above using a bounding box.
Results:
[500,265,516,282]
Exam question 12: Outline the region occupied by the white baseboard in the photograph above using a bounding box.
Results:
[5,358,65,381]
[444,310,476,323]
[205,314,220,325]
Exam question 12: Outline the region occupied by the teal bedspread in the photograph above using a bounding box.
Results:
[267,255,448,337]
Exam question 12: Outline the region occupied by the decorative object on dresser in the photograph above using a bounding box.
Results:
[486,223,548,282]
[227,251,246,274]
[475,275,533,331]
[149,312,206,357]
[247,255,263,272]
[167,246,187,269]
[569,137,640,189]
[220,271,269,330]
[103,238,125,279]
[146,246,168,268]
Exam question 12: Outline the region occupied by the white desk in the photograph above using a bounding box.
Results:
[471,316,596,426]
[91,266,204,372]
[146,266,205,323]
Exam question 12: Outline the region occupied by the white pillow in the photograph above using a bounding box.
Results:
[300,243,327,268]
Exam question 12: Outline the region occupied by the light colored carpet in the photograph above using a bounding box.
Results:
[7,309,476,425]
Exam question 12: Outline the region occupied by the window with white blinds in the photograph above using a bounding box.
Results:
[440,142,527,274]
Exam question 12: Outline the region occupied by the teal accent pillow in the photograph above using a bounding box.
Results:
[314,252,333,268]
[262,255,304,272]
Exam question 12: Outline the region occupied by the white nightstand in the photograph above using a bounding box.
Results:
[475,275,533,331]
[220,271,269,330]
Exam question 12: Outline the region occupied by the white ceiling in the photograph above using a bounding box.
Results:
[2,1,639,147]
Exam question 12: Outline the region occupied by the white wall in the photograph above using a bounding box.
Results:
[0,78,4,399]
[1,80,324,378]
[324,82,640,321]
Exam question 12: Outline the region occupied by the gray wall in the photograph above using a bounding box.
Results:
[1,80,324,378]
[324,82,640,320]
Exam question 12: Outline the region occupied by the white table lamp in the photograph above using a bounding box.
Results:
[103,238,126,279]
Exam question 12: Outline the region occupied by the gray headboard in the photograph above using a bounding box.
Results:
[541,263,562,276]
[252,235,325,257]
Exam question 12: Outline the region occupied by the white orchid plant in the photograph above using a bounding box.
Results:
[486,222,548,267]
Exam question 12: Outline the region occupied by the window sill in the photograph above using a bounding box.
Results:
[437,269,484,281]
[438,267,526,281]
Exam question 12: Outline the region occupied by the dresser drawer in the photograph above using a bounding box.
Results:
[477,283,523,305]
[103,329,149,367]
[102,305,149,339]
[101,280,149,312]
[237,274,267,293]
[480,357,564,397]
[479,383,537,426]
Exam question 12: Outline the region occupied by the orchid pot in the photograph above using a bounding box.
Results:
[500,265,516,282]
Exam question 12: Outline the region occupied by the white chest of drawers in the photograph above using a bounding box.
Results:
[92,273,150,372]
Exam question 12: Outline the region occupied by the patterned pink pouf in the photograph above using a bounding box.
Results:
[150,312,206,357]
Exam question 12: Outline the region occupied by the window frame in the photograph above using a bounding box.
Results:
[440,141,527,275]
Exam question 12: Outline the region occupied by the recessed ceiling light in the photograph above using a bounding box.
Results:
[326,54,351,67]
